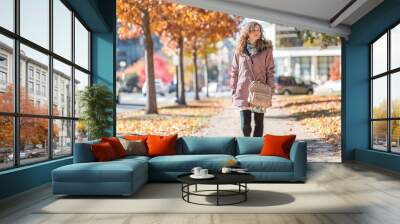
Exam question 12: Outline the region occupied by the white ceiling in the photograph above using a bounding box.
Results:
[173,0,384,38]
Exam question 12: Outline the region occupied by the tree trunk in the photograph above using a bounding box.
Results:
[203,54,209,98]
[177,37,186,105]
[192,49,199,100]
[142,10,157,114]
[217,56,224,92]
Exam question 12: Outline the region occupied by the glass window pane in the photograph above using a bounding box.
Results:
[53,0,72,60]
[0,116,14,170]
[372,76,387,119]
[372,33,387,76]
[372,121,388,151]
[20,117,49,165]
[0,0,14,31]
[391,24,400,70]
[74,69,89,118]
[20,44,49,115]
[75,18,89,70]
[391,72,400,118]
[75,120,88,143]
[53,59,72,117]
[53,119,72,157]
[0,35,14,112]
[391,120,400,153]
[20,0,49,49]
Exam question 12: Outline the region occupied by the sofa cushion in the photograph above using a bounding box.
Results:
[147,134,178,157]
[236,137,263,155]
[124,134,148,142]
[124,135,149,150]
[52,159,147,183]
[236,155,293,172]
[115,155,150,163]
[177,136,236,155]
[91,142,118,161]
[119,138,147,156]
[149,154,235,172]
[101,137,127,158]
[260,134,296,159]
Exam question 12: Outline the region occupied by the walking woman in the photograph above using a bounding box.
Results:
[230,21,275,137]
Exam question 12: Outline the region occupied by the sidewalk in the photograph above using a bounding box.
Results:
[193,97,341,162]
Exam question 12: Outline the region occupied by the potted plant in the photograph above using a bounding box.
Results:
[79,84,113,140]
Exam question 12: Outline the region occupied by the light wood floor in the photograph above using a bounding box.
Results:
[1,162,400,224]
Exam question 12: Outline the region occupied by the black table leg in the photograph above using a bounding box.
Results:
[216,184,219,206]
[179,182,251,206]
[245,183,247,201]
[181,183,183,199]
[187,184,190,202]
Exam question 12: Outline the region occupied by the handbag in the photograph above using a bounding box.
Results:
[248,80,272,109]
[244,50,272,112]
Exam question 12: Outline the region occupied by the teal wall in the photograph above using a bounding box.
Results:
[0,0,116,200]
[92,32,116,135]
[343,0,400,171]
[0,158,72,199]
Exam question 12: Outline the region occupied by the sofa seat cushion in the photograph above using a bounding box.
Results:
[236,155,293,172]
[53,159,147,183]
[117,155,150,162]
[149,154,235,172]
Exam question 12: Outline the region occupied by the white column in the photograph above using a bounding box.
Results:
[311,56,318,83]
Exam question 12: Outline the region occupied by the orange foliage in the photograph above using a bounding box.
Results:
[185,10,241,52]
[117,0,241,54]
[329,57,341,81]
[117,0,167,40]
[275,95,341,149]
[117,53,173,88]
[0,85,59,148]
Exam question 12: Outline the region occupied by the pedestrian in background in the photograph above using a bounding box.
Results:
[230,21,275,137]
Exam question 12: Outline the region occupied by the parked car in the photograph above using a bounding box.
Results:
[201,81,218,93]
[168,82,177,93]
[119,75,139,93]
[142,79,169,96]
[7,150,31,161]
[275,76,314,95]
[314,80,341,95]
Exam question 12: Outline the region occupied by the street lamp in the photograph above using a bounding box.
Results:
[119,60,127,81]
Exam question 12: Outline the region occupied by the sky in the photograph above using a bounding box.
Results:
[0,0,89,70]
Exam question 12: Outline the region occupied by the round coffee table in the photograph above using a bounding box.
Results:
[177,172,255,206]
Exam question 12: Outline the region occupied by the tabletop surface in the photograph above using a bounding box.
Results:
[177,172,255,185]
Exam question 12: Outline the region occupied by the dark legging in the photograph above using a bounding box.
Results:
[240,110,264,137]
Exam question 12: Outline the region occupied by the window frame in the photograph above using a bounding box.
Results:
[0,0,92,171]
[369,20,400,154]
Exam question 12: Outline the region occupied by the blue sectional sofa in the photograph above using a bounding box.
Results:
[52,136,307,196]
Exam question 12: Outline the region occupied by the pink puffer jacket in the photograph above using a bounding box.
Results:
[229,47,275,108]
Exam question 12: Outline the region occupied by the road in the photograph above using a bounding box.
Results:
[193,96,341,163]
[117,91,231,113]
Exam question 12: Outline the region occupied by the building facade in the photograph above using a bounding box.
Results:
[273,24,341,84]
[0,41,73,157]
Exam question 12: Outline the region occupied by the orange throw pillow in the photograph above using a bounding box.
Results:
[260,134,296,159]
[101,137,127,158]
[146,134,178,157]
[91,142,117,162]
[124,135,148,142]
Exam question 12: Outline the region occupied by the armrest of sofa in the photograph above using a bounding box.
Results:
[73,140,100,163]
[289,141,307,182]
